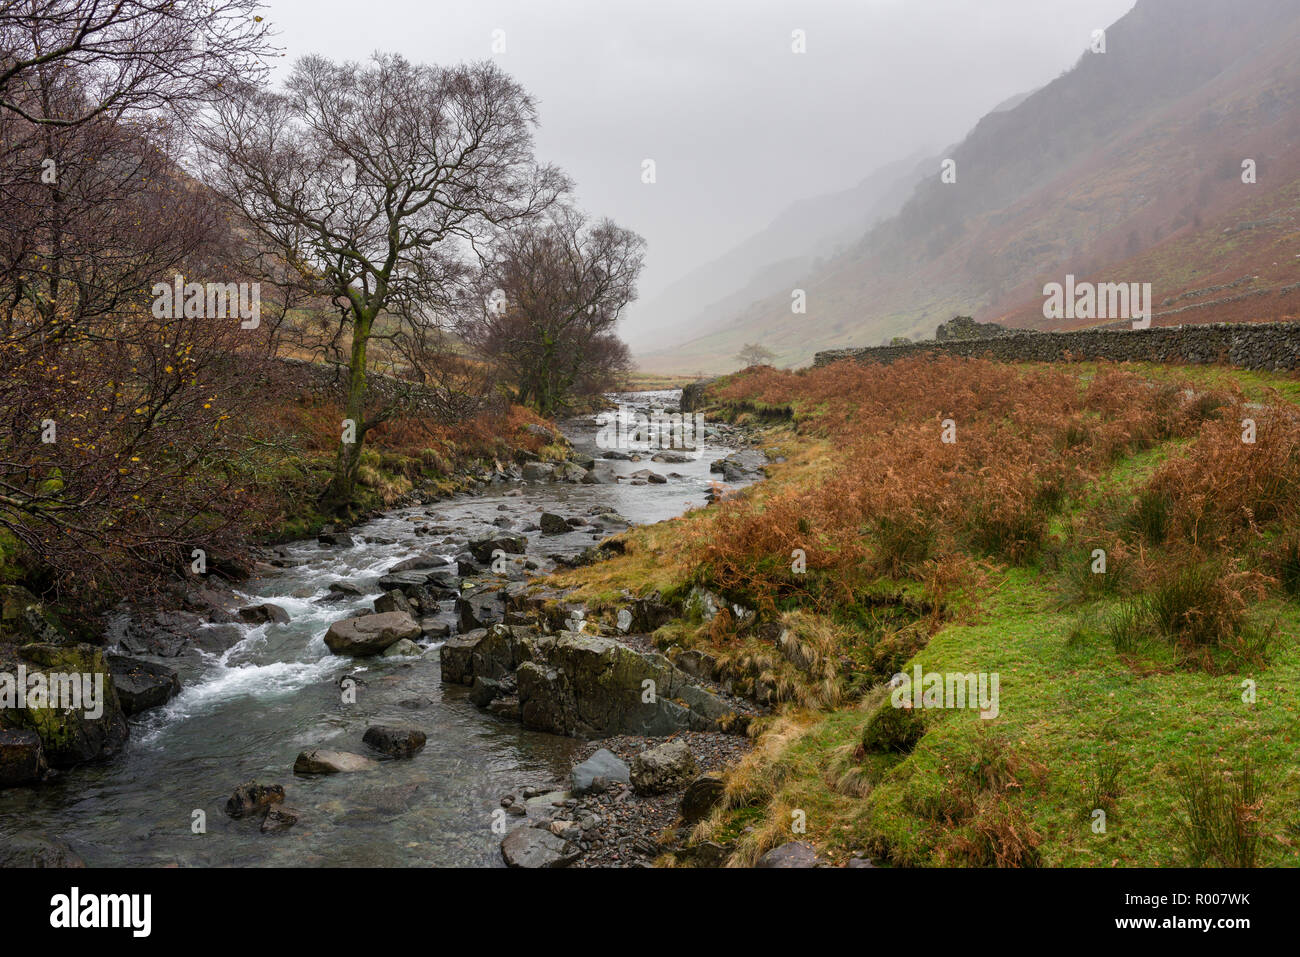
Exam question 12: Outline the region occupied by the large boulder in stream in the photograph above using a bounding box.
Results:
[0,642,128,768]
[362,725,427,758]
[467,535,525,564]
[539,512,570,535]
[324,612,421,657]
[107,655,181,716]
[237,603,290,625]
[519,632,739,737]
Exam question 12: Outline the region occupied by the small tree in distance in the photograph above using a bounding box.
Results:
[737,343,776,368]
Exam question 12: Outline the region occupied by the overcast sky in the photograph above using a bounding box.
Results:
[263,0,1138,337]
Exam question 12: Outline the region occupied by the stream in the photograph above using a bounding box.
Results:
[0,390,754,867]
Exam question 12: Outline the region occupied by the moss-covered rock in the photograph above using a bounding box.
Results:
[0,642,128,768]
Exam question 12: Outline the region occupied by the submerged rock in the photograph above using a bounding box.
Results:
[0,834,85,868]
[381,638,423,658]
[293,748,377,774]
[225,780,285,818]
[260,806,299,834]
[362,725,427,758]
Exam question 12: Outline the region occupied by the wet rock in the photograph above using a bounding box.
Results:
[468,536,525,564]
[517,662,576,735]
[571,748,630,795]
[516,632,738,737]
[630,740,697,795]
[0,729,48,786]
[420,619,451,639]
[0,834,84,868]
[318,531,355,547]
[756,841,822,868]
[225,780,285,818]
[323,611,421,657]
[191,622,245,654]
[293,748,377,774]
[362,725,427,758]
[500,826,579,868]
[651,451,692,464]
[373,589,414,617]
[260,806,299,834]
[680,773,726,824]
[386,554,445,574]
[539,512,570,535]
[521,462,556,481]
[325,581,364,600]
[439,629,486,684]
[1,642,129,767]
[377,569,460,604]
[455,588,507,632]
[107,610,194,658]
[470,624,537,680]
[381,638,423,658]
[107,655,181,715]
[469,676,506,708]
[237,603,290,625]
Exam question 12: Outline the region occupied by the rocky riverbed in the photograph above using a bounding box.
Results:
[0,390,771,868]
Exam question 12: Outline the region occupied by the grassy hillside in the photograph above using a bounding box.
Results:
[639,0,1300,374]
[550,355,1300,866]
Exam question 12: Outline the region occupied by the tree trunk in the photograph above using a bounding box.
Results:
[320,311,373,513]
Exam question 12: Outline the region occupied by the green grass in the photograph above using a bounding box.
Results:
[703,569,1300,866]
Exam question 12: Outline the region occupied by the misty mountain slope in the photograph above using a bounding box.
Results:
[623,151,931,355]
[640,0,1300,373]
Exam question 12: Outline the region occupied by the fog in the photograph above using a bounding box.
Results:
[264,0,1138,344]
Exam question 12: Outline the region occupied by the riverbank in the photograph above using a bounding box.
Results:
[546,357,1300,867]
[0,389,775,867]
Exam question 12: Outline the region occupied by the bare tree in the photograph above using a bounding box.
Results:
[198,53,567,512]
[469,205,645,417]
[0,0,275,126]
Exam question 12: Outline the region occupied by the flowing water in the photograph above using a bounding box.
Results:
[0,391,751,866]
